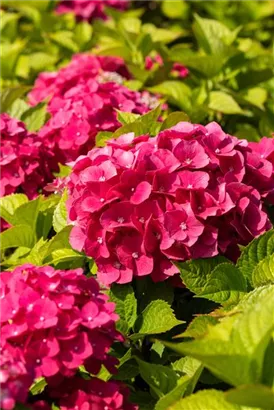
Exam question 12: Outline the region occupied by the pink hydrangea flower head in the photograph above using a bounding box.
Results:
[67,121,272,285]
[56,0,129,22]
[0,344,34,410]
[0,114,58,199]
[28,54,159,163]
[0,265,123,381]
[48,376,138,410]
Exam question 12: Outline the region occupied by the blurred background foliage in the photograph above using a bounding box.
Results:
[1,0,273,140]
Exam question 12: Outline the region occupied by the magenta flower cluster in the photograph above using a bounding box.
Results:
[67,122,273,285]
[29,54,157,163]
[56,0,129,22]
[47,376,137,410]
[0,114,58,199]
[0,264,126,408]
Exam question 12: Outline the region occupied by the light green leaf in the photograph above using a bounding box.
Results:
[209,91,244,115]
[7,98,29,120]
[50,31,78,52]
[30,377,47,395]
[252,254,274,288]
[193,14,239,55]
[52,190,68,233]
[226,384,274,409]
[95,131,113,147]
[148,81,191,112]
[112,105,162,139]
[49,249,84,266]
[116,110,140,125]
[110,284,137,332]
[28,52,58,72]
[176,316,218,339]
[21,103,48,132]
[161,0,188,19]
[237,230,274,286]
[0,194,28,225]
[1,40,26,79]
[74,21,93,47]
[1,86,30,113]
[142,23,182,44]
[160,112,190,130]
[13,197,41,232]
[169,389,260,410]
[199,263,247,306]
[243,87,268,110]
[0,225,35,250]
[133,300,183,338]
[135,358,177,398]
[177,256,229,295]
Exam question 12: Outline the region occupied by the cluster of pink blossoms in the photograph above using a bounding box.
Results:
[0,264,127,408]
[145,54,189,79]
[0,114,58,199]
[47,376,137,410]
[67,121,274,285]
[29,54,157,163]
[56,0,129,22]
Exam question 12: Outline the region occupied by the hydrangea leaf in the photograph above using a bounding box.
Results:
[162,285,274,387]
[209,91,244,114]
[252,254,274,288]
[52,190,68,233]
[132,300,183,339]
[13,196,41,232]
[7,98,29,120]
[225,384,274,409]
[30,377,47,395]
[160,111,190,130]
[177,256,229,294]
[237,230,274,286]
[109,284,137,332]
[21,102,48,132]
[169,389,260,410]
[0,224,35,250]
[1,86,30,112]
[95,131,113,147]
[175,316,218,339]
[116,110,141,125]
[148,81,191,112]
[0,193,28,224]
[135,358,178,398]
[198,263,247,306]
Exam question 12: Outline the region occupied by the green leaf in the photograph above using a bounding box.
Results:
[160,112,190,130]
[116,110,141,125]
[0,194,28,225]
[49,249,84,266]
[252,254,274,288]
[133,300,183,338]
[13,197,41,232]
[176,316,218,339]
[177,256,229,295]
[95,131,113,147]
[0,225,35,250]
[50,31,78,52]
[237,230,274,286]
[199,263,247,306]
[109,284,137,332]
[148,81,191,112]
[1,40,26,79]
[242,87,268,110]
[21,103,48,132]
[30,377,47,395]
[135,358,177,398]
[52,190,68,233]
[1,86,30,113]
[169,389,260,410]
[163,285,274,387]
[237,69,273,90]
[7,98,29,120]
[161,0,188,19]
[28,52,58,72]
[74,21,93,47]
[209,91,244,115]
[226,384,274,409]
[112,105,162,139]
[193,14,239,55]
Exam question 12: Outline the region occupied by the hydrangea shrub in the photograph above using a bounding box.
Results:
[28,54,159,163]
[67,122,274,285]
